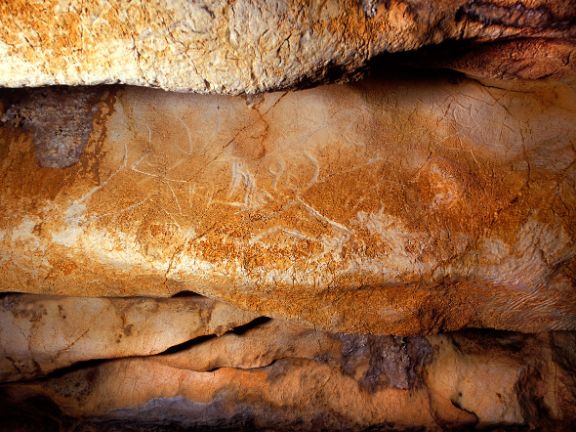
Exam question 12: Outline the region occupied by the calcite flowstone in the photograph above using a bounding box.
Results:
[0,74,575,335]
[1,311,574,430]
[0,0,574,92]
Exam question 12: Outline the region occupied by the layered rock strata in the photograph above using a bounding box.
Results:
[0,293,258,382]
[0,1,575,428]
[1,294,575,430]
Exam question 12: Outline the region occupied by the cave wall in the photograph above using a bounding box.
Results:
[1,76,575,335]
[0,1,575,431]
[0,0,575,92]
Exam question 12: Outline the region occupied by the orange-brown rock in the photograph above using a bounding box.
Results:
[0,74,575,335]
[1,2,575,430]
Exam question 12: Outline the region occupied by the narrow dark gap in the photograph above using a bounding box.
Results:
[160,334,217,355]
[28,358,107,382]
[230,316,272,336]
[444,328,529,354]
[160,316,272,355]
[366,51,468,82]
[171,290,205,298]
[0,316,276,384]
[0,291,23,299]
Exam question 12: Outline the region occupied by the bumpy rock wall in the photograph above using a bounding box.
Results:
[1,71,575,431]
[1,76,575,335]
[1,294,576,430]
[1,1,576,431]
[0,0,575,92]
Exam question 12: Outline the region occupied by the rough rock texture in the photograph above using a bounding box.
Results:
[1,74,575,335]
[0,294,258,382]
[1,3,575,427]
[0,0,574,93]
[1,87,102,168]
[1,304,575,430]
[376,38,576,83]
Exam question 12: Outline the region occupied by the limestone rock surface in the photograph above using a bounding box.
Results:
[0,0,575,93]
[0,75,575,335]
[0,1,575,429]
[0,293,258,382]
[1,307,574,430]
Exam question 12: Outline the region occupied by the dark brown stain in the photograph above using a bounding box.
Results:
[1,87,102,168]
[457,1,576,32]
[337,333,433,393]
[123,324,134,337]
[57,304,66,320]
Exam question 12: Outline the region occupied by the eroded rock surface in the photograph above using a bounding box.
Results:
[0,74,575,335]
[0,293,258,382]
[1,305,574,430]
[1,87,102,167]
[0,0,574,92]
[0,5,575,425]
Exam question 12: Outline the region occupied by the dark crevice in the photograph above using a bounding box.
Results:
[6,358,108,385]
[229,316,272,336]
[171,290,205,298]
[0,291,24,299]
[1,316,275,384]
[0,292,271,382]
[366,36,575,81]
[449,397,480,427]
[445,328,530,356]
[161,317,272,355]
[160,334,217,355]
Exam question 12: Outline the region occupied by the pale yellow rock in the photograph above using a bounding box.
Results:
[158,318,340,372]
[0,294,258,381]
[0,0,574,92]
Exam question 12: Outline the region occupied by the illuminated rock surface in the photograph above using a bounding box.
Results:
[1,1,576,430]
[0,294,258,382]
[0,76,575,335]
[1,303,575,430]
[0,0,574,92]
